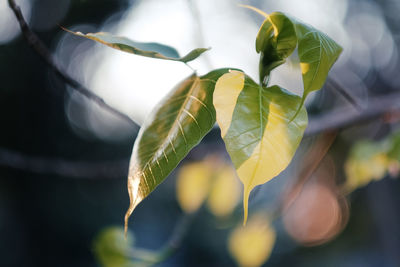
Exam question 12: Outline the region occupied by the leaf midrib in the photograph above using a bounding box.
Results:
[140,76,200,179]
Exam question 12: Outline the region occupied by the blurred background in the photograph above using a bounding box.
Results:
[1,0,400,266]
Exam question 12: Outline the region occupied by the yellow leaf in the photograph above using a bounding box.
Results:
[214,71,307,224]
[228,215,276,267]
[207,165,241,217]
[176,162,213,213]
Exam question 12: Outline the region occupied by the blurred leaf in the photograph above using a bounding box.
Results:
[63,29,209,63]
[228,214,276,267]
[125,69,231,231]
[388,131,400,161]
[256,12,298,83]
[176,161,213,213]
[345,140,389,193]
[207,165,241,217]
[213,70,308,224]
[93,226,134,267]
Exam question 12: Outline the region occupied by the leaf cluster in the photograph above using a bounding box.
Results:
[67,7,342,230]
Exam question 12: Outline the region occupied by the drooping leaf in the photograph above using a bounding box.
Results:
[256,12,298,84]
[213,71,308,224]
[176,161,213,213]
[125,69,232,232]
[249,7,342,110]
[207,164,241,217]
[294,22,343,102]
[63,29,209,63]
[228,214,276,267]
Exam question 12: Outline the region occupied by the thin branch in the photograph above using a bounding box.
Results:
[7,0,138,128]
[306,91,400,136]
[326,78,364,112]
[187,0,214,69]
[0,147,127,179]
[125,212,196,265]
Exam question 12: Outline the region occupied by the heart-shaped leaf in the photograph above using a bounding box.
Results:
[294,22,343,101]
[213,71,308,224]
[125,69,231,232]
[63,29,209,63]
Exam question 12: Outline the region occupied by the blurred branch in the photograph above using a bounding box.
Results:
[306,91,400,136]
[2,88,400,178]
[187,0,213,69]
[0,147,127,179]
[7,0,138,128]
[295,131,338,186]
[326,78,364,112]
[126,212,195,266]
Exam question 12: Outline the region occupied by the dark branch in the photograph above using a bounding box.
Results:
[326,78,364,112]
[306,91,400,136]
[7,0,138,128]
[0,147,127,179]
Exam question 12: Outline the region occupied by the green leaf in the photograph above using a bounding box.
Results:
[93,226,135,267]
[124,68,232,232]
[253,10,342,113]
[256,12,298,84]
[63,28,209,63]
[213,71,308,224]
[294,22,343,101]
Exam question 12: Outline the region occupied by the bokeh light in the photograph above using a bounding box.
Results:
[0,0,31,45]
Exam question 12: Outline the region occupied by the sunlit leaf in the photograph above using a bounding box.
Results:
[176,161,213,213]
[63,29,209,63]
[125,69,231,232]
[344,140,389,193]
[252,8,342,109]
[294,22,343,103]
[256,12,298,83]
[207,165,241,217]
[213,71,308,224]
[228,214,276,267]
[93,226,134,267]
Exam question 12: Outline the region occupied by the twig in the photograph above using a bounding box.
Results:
[125,212,196,265]
[186,0,214,69]
[326,78,364,112]
[0,147,127,179]
[295,131,338,185]
[7,0,138,128]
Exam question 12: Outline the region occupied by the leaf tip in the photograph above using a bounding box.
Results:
[124,173,143,238]
[242,186,251,226]
[238,4,268,18]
